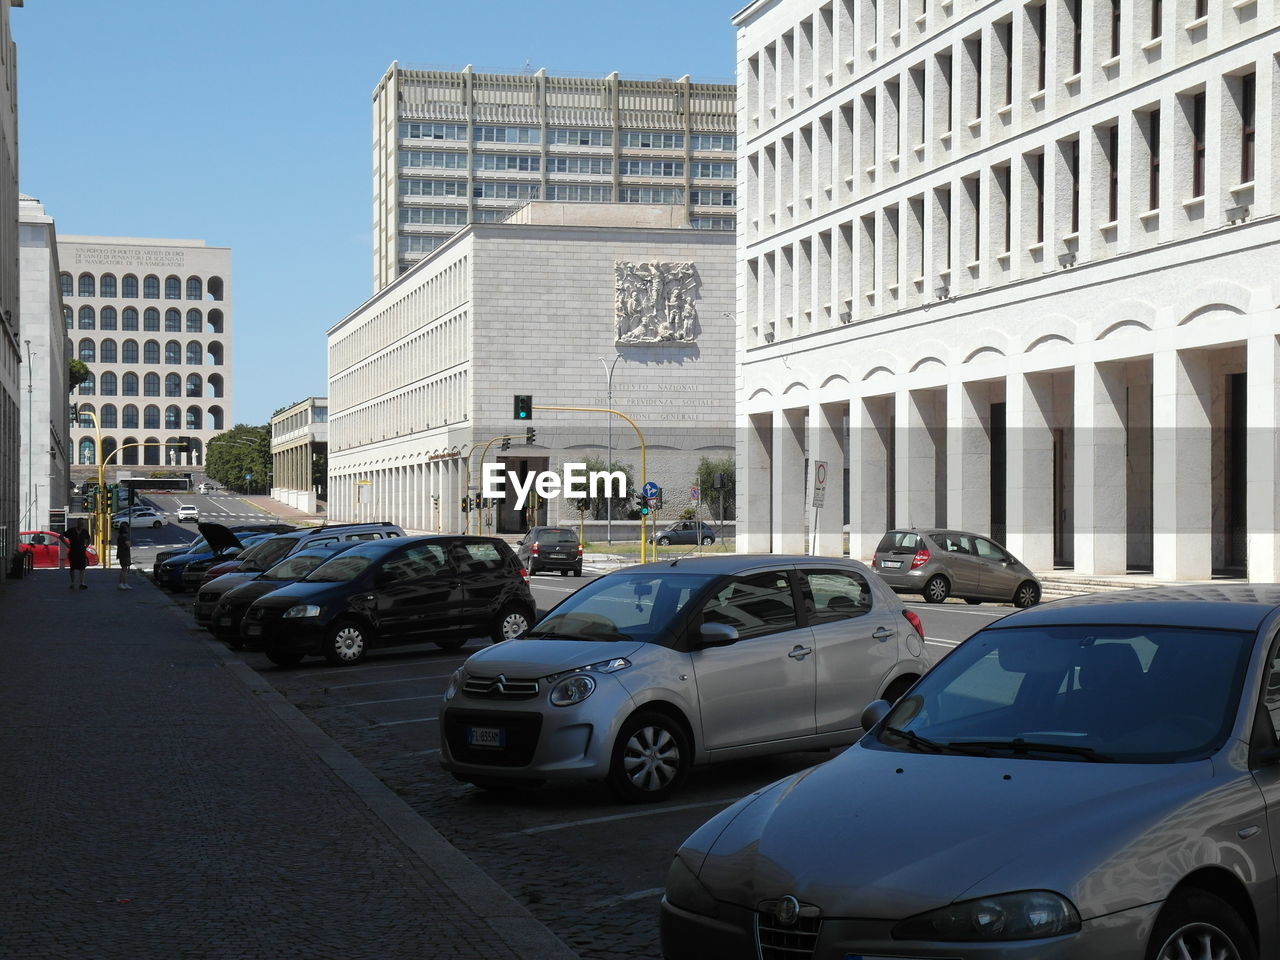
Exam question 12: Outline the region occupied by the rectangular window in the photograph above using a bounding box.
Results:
[545,156,612,175]
[692,161,737,178]
[1107,125,1119,222]
[1070,139,1080,233]
[399,150,467,170]
[473,153,541,172]
[471,210,509,223]
[1002,21,1013,106]
[691,134,737,151]
[1194,0,1206,16]
[939,53,954,133]
[1191,92,1205,198]
[544,183,612,202]
[1242,73,1256,184]
[1111,0,1121,57]
[1000,165,1012,251]
[471,181,540,200]
[1071,0,1082,75]
[966,35,982,120]
[398,208,467,226]
[399,122,467,141]
[689,189,736,206]
[689,217,735,230]
[1149,108,1161,210]
[620,131,685,149]
[1035,152,1046,243]
[972,178,981,261]
[399,179,466,197]
[619,159,685,177]
[1036,5,1047,90]
[398,235,446,255]
[1152,0,1162,39]
[618,186,685,203]
[549,128,612,146]
[473,125,540,144]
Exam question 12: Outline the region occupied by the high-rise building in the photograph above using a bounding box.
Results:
[735,0,1280,583]
[371,63,737,288]
[59,236,232,476]
[0,0,20,576]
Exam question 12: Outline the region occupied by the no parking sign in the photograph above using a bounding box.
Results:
[812,461,827,509]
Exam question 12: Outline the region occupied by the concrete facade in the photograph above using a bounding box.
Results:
[330,202,734,536]
[735,0,1280,582]
[0,1,19,573]
[58,235,232,480]
[372,64,738,288]
[18,197,71,533]
[270,397,328,513]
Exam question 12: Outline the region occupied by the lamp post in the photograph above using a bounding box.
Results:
[599,355,621,543]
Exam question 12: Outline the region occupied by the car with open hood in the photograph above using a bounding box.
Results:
[661,585,1280,960]
[152,523,295,584]
[155,523,291,591]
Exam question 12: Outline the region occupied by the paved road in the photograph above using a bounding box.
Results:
[147,557,1008,960]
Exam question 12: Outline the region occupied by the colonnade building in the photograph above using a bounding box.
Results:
[59,236,232,475]
[733,0,1280,581]
[270,397,327,513]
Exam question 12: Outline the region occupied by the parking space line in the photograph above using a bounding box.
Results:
[394,748,440,758]
[926,638,959,647]
[306,657,470,678]
[588,887,665,909]
[371,716,439,727]
[327,673,457,690]
[905,604,1008,618]
[343,694,443,707]
[508,798,734,836]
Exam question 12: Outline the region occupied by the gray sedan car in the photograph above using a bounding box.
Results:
[661,585,1280,959]
[439,555,930,802]
[873,528,1041,607]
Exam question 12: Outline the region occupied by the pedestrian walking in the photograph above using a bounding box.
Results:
[116,525,132,590]
[67,518,92,590]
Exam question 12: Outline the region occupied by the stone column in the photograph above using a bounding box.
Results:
[1247,335,1280,582]
[738,413,773,552]
[810,399,847,557]
[849,395,892,560]
[897,388,945,529]
[1152,348,1212,580]
[946,380,991,534]
[1005,371,1055,571]
[773,407,807,554]
[1074,360,1128,574]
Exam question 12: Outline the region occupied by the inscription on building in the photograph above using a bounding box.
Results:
[73,246,189,268]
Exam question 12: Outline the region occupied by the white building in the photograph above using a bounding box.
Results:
[270,397,327,513]
[59,235,232,477]
[372,64,738,288]
[734,0,1280,582]
[0,0,19,573]
[329,202,735,536]
[18,196,71,532]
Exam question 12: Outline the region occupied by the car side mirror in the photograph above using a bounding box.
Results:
[698,622,739,647]
[860,699,892,731]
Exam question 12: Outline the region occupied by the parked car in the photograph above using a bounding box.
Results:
[151,523,295,582]
[649,520,717,547]
[207,542,361,644]
[191,522,405,624]
[660,585,1280,959]
[440,555,929,801]
[113,507,165,530]
[240,535,536,667]
[176,504,200,523]
[18,530,98,568]
[154,523,294,591]
[872,528,1041,607]
[516,526,583,577]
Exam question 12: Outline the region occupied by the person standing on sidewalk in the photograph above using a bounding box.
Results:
[116,525,132,590]
[67,518,92,590]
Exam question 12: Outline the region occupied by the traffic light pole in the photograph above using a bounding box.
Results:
[463,433,522,536]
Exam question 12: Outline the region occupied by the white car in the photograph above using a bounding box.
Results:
[114,507,164,529]
[177,505,200,523]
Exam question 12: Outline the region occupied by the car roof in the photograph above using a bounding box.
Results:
[624,554,871,576]
[993,585,1280,632]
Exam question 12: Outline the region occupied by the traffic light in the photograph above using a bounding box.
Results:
[69,403,79,427]
[460,496,469,514]
[513,395,533,420]
[500,437,511,452]
[84,487,96,511]
[636,493,650,517]
[525,426,536,445]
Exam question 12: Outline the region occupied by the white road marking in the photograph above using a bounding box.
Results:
[326,672,458,690]
[509,798,734,836]
[395,748,440,758]
[588,887,666,909]
[306,656,470,677]
[343,693,444,707]
[371,716,438,727]
[905,604,1008,618]
[926,638,960,647]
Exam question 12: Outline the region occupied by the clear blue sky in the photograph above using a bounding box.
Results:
[13,0,739,425]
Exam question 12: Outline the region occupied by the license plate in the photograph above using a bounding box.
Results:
[549,553,568,559]
[467,726,504,749]
[245,625,261,636]
[218,617,232,626]
[881,560,903,569]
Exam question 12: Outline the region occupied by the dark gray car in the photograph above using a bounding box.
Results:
[872,528,1040,607]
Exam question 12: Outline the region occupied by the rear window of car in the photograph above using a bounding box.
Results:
[876,531,921,553]
[537,528,579,544]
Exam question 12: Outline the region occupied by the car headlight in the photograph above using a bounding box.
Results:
[444,668,463,702]
[892,891,1081,942]
[282,604,322,619]
[543,657,630,708]
[663,852,720,918]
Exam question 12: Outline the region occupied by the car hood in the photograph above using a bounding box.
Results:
[161,550,212,569]
[251,579,355,608]
[692,742,1217,921]
[224,578,296,603]
[463,637,648,677]
[197,522,244,553]
[201,571,260,596]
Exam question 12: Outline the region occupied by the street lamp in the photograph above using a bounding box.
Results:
[599,355,621,543]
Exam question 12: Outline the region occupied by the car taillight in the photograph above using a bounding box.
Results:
[903,609,924,638]
[910,548,930,569]
[531,541,539,557]
[518,567,530,585]
[577,542,583,557]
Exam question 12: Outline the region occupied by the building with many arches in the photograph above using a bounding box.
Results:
[58,235,231,478]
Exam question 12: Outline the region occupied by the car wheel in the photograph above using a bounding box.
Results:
[608,710,690,803]
[560,569,569,577]
[964,598,983,605]
[923,575,950,603]
[265,649,304,667]
[1147,889,1255,960]
[657,536,672,546]
[433,637,467,651]
[323,618,370,666]
[152,520,162,528]
[1013,581,1041,608]
[700,536,714,545]
[573,564,582,577]
[491,605,531,643]
[527,561,538,576]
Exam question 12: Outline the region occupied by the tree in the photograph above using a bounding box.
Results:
[580,455,634,520]
[68,358,91,394]
[205,424,272,494]
[696,455,735,521]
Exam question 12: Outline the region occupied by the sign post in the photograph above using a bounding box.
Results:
[810,460,827,555]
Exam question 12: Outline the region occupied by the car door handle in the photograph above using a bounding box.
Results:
[788,645,813,660]
[872,627,894,641]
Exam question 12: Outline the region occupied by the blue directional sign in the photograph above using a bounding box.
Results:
[642,481,661,499]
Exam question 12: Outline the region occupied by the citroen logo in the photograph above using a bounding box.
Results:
[775,895,800,928]
[490,674,508,694]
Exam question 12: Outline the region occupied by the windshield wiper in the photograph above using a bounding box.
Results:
[946,738,1115,762]
[524,630,628,642]
[882,726,996,757]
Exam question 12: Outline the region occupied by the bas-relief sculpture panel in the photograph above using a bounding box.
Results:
[614,261,699,344]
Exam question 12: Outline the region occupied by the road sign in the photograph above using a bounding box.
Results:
[245,473,253,481]
[812,460,827,509]
[642,481,661,499]
[690,485,700,504]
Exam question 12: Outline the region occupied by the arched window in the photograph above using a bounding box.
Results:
[78,338,95,363]
[122,372,139,396]
[144,340,160,364]
[78,373,95,396]
[186,342,203,365]
[165,341,181,364]
[100,339,117,363]
[143,307,160,331]
[208,405,225,430]
[143,275,160,299]
[186,277,202,300]
[78,305,95,329]
[164,308,181,332]
[165,405,180,429]
[186,373,202,397]
[143,373,160,397]
[144,405,161,430]
[206,309,224,334]
[78,438,96,464]
[207,276,224,301]
[59,273,72,297]
[122,340,139,365]
[101,404,118,428]
[63,306,72,330]
[100,305,117,330]
[185,308,202,333]
[100,274,117,298]
[165,373,181,397]
[78,273,95,297]
[164,276,181,299]
[122,274,139,298]
[122,307,139,331]
[185,406,201,430]
[122,405,139,429]
[99,372,118,396]
[77,404,94,429]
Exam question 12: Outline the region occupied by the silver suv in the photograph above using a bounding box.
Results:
[872,528,1040,607]
[439,555,930,802]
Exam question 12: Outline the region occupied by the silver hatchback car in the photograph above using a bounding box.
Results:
[439,555,930,801]
[873,528,1041,607]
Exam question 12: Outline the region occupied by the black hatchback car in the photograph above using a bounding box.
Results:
[516,526,583,577]
[240,535,537,667]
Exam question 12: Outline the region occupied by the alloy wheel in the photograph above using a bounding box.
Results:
[1154,922,1242,960]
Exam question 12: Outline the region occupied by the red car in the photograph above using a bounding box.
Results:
[18,530,100,569]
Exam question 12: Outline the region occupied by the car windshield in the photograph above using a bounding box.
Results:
[264,551,336,581]
[874,624,1253,763]
[302,553,374,583]
[525,572,715,645]
[238,536,296,573]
